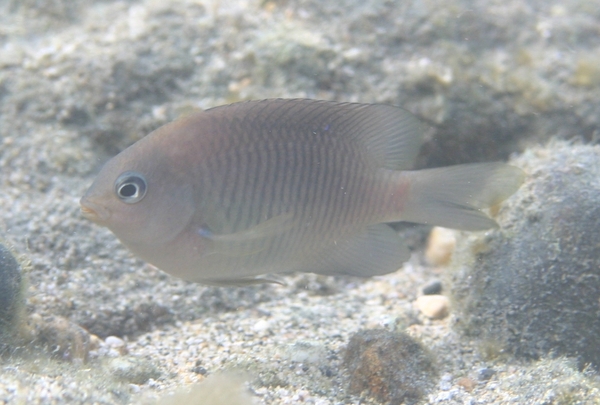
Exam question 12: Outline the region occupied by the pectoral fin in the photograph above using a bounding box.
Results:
[198,212,296,257]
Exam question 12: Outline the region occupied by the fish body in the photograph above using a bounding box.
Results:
[81,99,524,285]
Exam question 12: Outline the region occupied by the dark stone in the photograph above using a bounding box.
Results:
[422,279,443,295]
[450,143,600,370]
[192,366,208,375]
[343,328,437,405]
[477,367,495,381]
[0,243,22,335]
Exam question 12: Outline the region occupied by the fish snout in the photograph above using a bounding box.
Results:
[79,197,110,224]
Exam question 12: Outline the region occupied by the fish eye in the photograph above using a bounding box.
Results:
[115,171,147,204]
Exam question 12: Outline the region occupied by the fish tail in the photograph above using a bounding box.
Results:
[399,163,525,230]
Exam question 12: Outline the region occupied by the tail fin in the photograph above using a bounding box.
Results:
[400,163,525,231]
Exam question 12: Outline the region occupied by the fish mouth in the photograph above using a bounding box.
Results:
[79,197,109,224]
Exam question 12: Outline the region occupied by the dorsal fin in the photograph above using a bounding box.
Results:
[206,99,425,170]
[348,103,425,170]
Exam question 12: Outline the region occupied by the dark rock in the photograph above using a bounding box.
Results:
[422,279,443,295]
[191,365,208,375]
[0,243,23,337]
[478,367,495,381]
[343,328,437,404]
[450,142,600,370]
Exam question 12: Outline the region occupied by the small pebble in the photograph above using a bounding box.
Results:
[422,279,443,295]
[425,227,456,266]
[478,367,496,381]
[191,365,208,375]
[415,295,450,319]
[251,319,270,333]
[457,377,477,392]
[105,335,128,355]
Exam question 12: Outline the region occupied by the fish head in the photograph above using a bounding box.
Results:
[80,139,196,247]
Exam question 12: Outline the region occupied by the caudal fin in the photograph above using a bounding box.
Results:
[400,163,525,231]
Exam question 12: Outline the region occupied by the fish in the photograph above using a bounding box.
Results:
[80,99,524,285]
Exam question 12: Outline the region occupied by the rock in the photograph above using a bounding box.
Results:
[422,279,443,295]
[415,295,450,320]
[450,142,600,369]
[30,315,91,362]
[425,227,456,266]
[343,329,437,405]
[478,367,496,381]
[190,360,208,376]
[456,377,476,392]
[105,335,128,355]
[0,242,23,338]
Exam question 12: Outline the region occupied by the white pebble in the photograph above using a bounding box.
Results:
[416,295,450,319]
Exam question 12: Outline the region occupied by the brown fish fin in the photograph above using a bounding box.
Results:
[303,224,410,277]
[400,163,525,230]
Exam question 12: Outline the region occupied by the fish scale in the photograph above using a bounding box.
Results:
[81,99,524,285]
[207,104,374,236]
[207,125,366,262]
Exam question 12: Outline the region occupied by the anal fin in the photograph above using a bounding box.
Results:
[201,276,285,287]
[304,224,410,277]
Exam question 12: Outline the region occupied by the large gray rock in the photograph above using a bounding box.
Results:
[450,142,600,369]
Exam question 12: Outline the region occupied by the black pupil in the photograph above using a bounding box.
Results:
[120,183,138,198]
